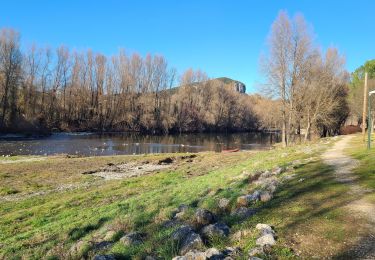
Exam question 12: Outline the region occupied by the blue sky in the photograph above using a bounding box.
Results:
[0,0,374,92]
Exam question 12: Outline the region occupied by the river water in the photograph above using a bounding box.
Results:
[0,132,280,156]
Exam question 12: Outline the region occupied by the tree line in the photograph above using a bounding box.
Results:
[0,28,257,134]
[262,11,349,146]
[0,12,350,142]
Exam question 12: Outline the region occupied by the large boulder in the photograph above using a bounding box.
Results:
[200,222,230,240]
[195,208,215,225]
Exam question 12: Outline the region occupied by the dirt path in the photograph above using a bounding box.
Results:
[322,135,375,259]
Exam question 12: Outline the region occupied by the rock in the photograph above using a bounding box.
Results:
[93,255,116,260]
[260,191,272,202]
[272,167,283,175]
[236,195,249,207]
[120,232,144,246]
[178,204,189,212]
[172,225,204,255]
[163,219,181,228]
[218,198,230,211]
[260,170,272,178]
[201,222,230,239]
[175,211,186,220]
[172,225,194,242]
[255,223,274,235]
[266,183,277,193]
[222,246,242,258]
[195,208,215,225]
[231,207,257,220]
[92,241,112,251]
[231,229,252,241]
[179,232,204,255]
[103,230,116,241]
[236,191,260,207]
[172,250,206,260]
[248,246,264,256]
[205,248,222,258]
[250,190,261,202]
[256,234,276,246]
[282,173,296,181]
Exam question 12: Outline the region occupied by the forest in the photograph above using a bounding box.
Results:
[0,12,352,143]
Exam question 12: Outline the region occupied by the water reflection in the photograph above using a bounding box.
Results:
[0,132,280,156]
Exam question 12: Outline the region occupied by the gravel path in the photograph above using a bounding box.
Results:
[323,135,375,259]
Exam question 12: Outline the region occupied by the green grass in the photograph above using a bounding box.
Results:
[0,137,368,259]
[346,134,375,202]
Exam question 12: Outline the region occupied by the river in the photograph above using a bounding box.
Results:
[0,132,280,156]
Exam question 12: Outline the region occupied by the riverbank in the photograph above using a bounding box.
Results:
[0,134,373,259]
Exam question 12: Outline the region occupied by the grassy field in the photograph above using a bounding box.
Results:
[0,135,372,259]
[347,134,375,202]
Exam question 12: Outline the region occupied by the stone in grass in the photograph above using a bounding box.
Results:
[195,208,215,225]
[237,191,260,207]
[179,232,204,255]
[205,248,222,258]
[236,195,250,207]
[231,207,257,220]
[272,166,284,175]
[255,223,275,236]
[172,250,206,260]
[266,183,277,193]
[260,170,272,178]
[172,225,194,242]
[256,234,276,246]
[172,225,204,255]
[200,222,230,240]
[222,246,243,258]
[248,246,264,257]
[178,204,189,212]
[218,198,230,211]
[260,191,272,202]
[93,255,116,260]
[249,257,264,260]
[120,232,144,246]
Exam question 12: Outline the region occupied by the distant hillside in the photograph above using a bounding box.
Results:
[169,77,246,94]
